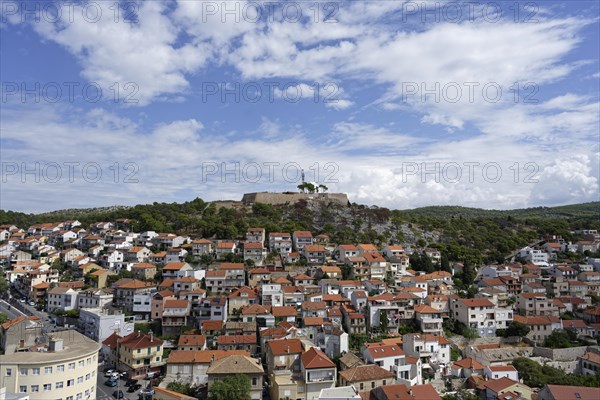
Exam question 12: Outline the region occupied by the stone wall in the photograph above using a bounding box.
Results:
[242,192,349,206]
[532,345,589,361]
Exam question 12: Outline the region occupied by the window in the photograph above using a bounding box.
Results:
[86,373,90,381]
[77,376,83,384]
[78,360,84,368]
[20,368,27,376]
[31,385,39,392]
[5,368,11,377]
[45,366,52,374]
[76,393,82,400]
[57,365,64,372]
[360,383,364,390]
[19,386,27,393]
[68,362,75,370]
[67,379,74,387]
[32,368,40,375]
[371,382,375,388]
[56,382,64,389]
[137,349,141,353]
[66,397,73,400]
[44,384,51,392]
[383,380,387,385]
[252,377,257,386]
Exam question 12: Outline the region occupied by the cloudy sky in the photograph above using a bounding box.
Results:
[1,0,598,213]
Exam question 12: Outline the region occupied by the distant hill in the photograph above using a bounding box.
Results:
[399,202,600,219]
[1,198,598,265]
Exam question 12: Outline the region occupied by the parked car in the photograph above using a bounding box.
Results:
[104,379,118,387]
[127,384,142,393]
[112,389,125,398]
[125,379,138,387]
[28,301,35,306]
[104,369,115,377]
[19,298,25,303]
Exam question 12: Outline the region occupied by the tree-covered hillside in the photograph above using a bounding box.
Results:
[1,199,598,266]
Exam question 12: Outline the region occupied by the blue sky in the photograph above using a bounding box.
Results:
[1,0,599,213]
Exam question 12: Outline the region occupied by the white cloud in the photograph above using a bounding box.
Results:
[30,2,209,105]
[2,106,597,212]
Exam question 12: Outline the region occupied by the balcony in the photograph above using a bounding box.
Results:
[306,371,335,383]
[132,351,159,360]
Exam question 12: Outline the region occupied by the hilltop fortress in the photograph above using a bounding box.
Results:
[242,192,350,206]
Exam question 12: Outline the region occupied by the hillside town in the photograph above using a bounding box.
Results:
[1,220,600,400]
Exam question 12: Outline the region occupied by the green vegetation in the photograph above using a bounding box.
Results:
[496,321,531,338]
[166,381,196,396]
[443,318,478,339]
[513,357,600,388]
[1,199,599,265]
[208,374,251,400]
[543,329,590,348]
[0,274,9,296]
[450,345,461,361]
[349,333,370,351]
[0,312,8,324]
[134,321,161,336]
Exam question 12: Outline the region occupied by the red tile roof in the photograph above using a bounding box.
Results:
[301,347,335,369]
[267,338,304,355]
[217,335,256,345]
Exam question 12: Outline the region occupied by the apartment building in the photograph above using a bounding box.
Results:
[517,293,559,316]
[0,332,100,400]
[453,298,513,337]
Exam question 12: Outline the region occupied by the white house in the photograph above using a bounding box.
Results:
[484,365,519,381]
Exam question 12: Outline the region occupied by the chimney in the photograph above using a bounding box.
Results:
[211,354,215,365]
[150,330,154,342]
[137,330,141,337]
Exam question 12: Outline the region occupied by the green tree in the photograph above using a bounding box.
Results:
[380,310,389,334]
[200,254,214,267]
[0,274,9,298]
[349,333,369,351]
[543,329,577,348]
[0,312,8,324]
[440,254,450,272]
[208,374,251,400]
[504,321,531,337]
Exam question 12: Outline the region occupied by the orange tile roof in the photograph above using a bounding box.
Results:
[267,338,304,355]
[271,306,297,317]
[365,342,404,359]
[460,298,495,307]
[201,320,223,332]
[481,377,520,393]
[116,279,155,289]
[339,364,394,382]
[304,317,327,326]
[379,384,441,400]
[301,347,335,369]
[217,335,256,345]
[452,357,484,370]
[219,262,244,270]
[164,299,189,309]
[241,304,270,315]
[177,335,206,347]
[167,349,249,364]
